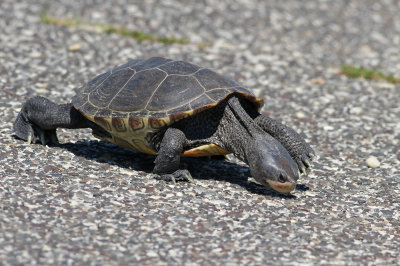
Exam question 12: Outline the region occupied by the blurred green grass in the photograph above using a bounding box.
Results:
[40,12,189,44]
[341,65,400,84]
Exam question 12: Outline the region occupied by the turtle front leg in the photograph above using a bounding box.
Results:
[254,114,315,174]
[153,127,194,184]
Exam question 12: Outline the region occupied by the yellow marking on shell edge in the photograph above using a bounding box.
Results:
[236,91,264,110]
[79,110,162,155]
[81,112,95,122]
[182,144,230,157]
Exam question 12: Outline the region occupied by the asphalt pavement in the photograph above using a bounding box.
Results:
[0,0,399,264]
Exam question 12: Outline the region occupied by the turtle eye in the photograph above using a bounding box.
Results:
[278,173,286,183]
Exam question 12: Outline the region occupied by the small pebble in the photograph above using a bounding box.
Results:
[254,64,266,72]
[30,52,42,58]
[42,245,52,252]
[68,43,82,51]
[106,228,115,235]
[350,107,363,115]
[310,78,326,84]
[366,156,380,168]
[323,125,334,131]
[295,111,306,119]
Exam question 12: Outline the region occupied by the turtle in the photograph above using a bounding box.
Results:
[13,57,315,193]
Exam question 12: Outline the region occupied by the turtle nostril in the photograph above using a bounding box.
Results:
[278,174,286,183]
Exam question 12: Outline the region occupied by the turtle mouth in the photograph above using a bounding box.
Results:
[266,180,296,194]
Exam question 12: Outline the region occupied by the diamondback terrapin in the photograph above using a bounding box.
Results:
[14,57,314,193]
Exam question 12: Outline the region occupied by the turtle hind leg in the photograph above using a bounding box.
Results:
[152,127,194,184]
[254,114,315,174]
[13,96,87,145]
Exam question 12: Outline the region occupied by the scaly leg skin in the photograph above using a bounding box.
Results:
[13,96,88,145]
[153,127,194,184]
[254,114,315,174]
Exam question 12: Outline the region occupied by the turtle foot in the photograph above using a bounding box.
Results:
[153,169,195,184]
[292,144,315,174]
[14,111,59,145]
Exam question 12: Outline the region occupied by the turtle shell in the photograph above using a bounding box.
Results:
[72,57,264,156]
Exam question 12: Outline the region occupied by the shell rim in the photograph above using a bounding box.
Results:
[74,91,264,121]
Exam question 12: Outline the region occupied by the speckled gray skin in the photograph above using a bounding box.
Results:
[1,0,400,265]
[13,58,313,191]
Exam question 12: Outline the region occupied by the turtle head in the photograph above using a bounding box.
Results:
[246,135,299,193]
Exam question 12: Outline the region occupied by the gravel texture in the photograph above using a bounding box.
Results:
[1,0,399,265]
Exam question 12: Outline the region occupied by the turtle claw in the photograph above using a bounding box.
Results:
[294,157,307,175]
[153,169,195,184]
[31,128,59,146]
[299,165,306,174]
[185,173,195,183]
[48,130,59,145]
[303,158,311,168]
[39,130,46,146]
[26,133,33,145]
[292,148,315,175]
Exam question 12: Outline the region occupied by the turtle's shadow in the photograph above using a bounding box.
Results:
[59,140,304,198]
